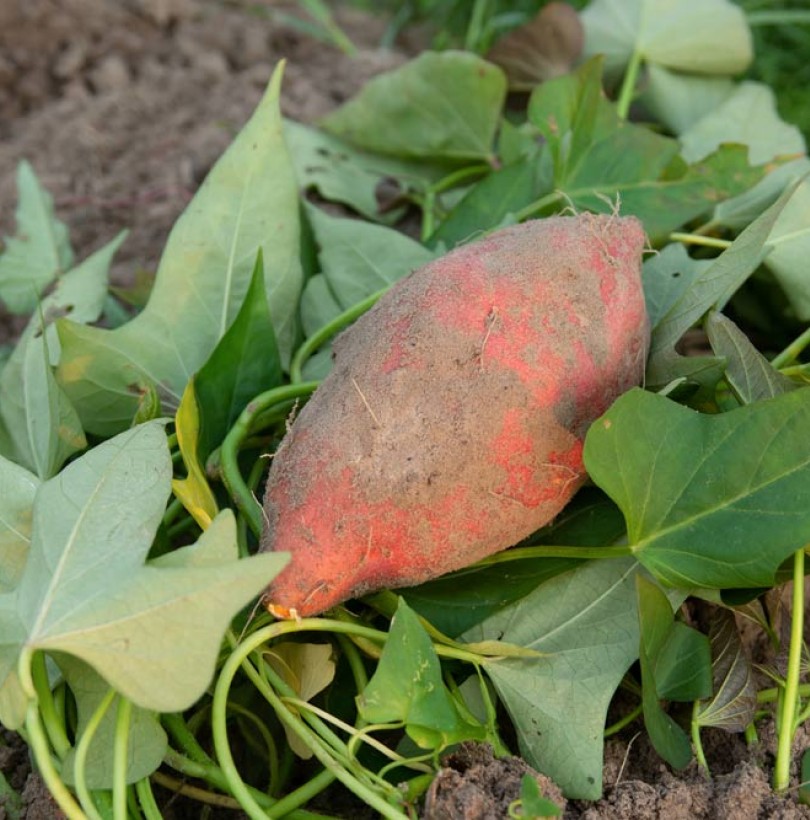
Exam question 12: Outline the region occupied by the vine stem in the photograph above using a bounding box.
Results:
[24,701,85,820]
[616,49,643,120]
[691,701,709,775]
[113,697,132,820]
[774,548,805,792]
[772,326,810,369]
[669,232,733,250]
[290,290,387,384]
[212,622,408,820]
[219,382,319,536]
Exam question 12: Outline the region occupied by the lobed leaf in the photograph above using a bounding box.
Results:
[585,387,810,589]
[57,64,302,436]
[2,422,287,715]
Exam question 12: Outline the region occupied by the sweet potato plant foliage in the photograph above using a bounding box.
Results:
[2,0,810,816]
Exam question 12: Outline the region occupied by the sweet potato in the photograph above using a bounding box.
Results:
[261,213,649,617]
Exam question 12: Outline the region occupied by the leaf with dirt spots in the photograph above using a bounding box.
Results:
[0,456,38,594]
[358,598,487,751]
[0,161,74,315]
[56,64,302,436]
[585,387,810,589]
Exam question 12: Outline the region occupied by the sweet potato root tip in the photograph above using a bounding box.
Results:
[261,214,649,617]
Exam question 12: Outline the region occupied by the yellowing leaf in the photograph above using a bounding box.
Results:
[172,378,218,529]
[266,642,336,759]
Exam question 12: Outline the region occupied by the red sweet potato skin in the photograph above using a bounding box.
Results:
[261,214,649,617]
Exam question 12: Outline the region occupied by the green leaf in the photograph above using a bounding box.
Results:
[0,233,124,475]
[0,335,85,479]
[642,243,710,330]
[195,252,283,460]
[429,157,542,248]
[584,387,810,589]
[0,161,74,314]
[695,609,756,732]
[705,312,797,404]
[514,773,562,818]
[299,274,343,339]
[636,575,693,770]
[56,65,302,436]
[763,174,810,320]
[306,207,435,325]
[527,60,761,238]
[0,597,27,729]
[713,157,810,231]
[581,0,752,81]
[640,64,735,136]
[358,598,485,750]
[404,489,625,637]
[654,622,712,702]
[465,558,644,799]
[321,51,507,162]
[0,456,38,594]
[4,422,287,713]
[284,120,441,222]
[647,183,796,387]
[679,81,805,165]
[172,380,219,530]
[58,657,167,788]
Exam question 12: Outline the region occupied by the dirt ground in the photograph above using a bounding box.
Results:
[1,1,810,818]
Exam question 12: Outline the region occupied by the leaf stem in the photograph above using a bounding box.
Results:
[604,703,642,737]
[475,544,632,565]
[24,701,85,820]
[73,688,117,820]
[113,697,132,820]
[691,701,709,774]
[616,49,644,120]
[219,382,319,536]
[135,777,162,820]
[772,326,810,369]
[213,624,408,819]
[31,652,71,759]
[513,191,564,222]
[669,232,733,250]
[774,547,805,792]
[290,289,387,384]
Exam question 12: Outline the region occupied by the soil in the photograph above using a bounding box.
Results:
[1,1,810,818]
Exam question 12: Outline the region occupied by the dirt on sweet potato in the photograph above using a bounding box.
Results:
[261,213,649,617]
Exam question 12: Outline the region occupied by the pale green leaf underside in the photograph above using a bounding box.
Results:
[582,0,752,80]
[0,161,74,314]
